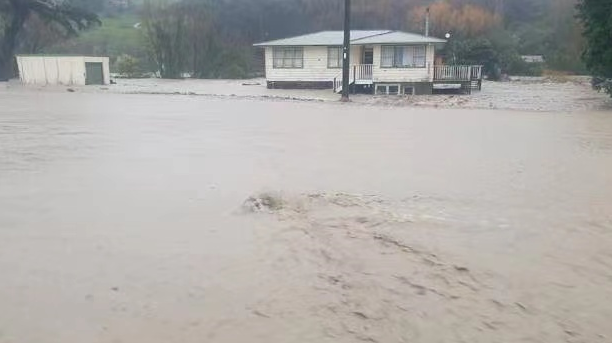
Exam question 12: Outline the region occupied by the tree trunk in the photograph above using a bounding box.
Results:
[0,53,14,81]
[0,27,19,81]
[494,0,504,17]
[0,3,26,81]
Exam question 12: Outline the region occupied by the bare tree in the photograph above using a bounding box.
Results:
[0,0,99,80]
[142,0,187,78]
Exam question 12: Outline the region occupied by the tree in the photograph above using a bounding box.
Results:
[116,54,141,78]
[408,1,502,39]
[0,0,100,81]
[408,1,514,78]
[18,13,67,54]
[183,0,217,78]
[142,0,188,78]
[577,0,612,96]
[29,0,587,78]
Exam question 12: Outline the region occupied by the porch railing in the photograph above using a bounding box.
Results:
[333,64,374,92]
[333,77,343,93]
[434,65,483,81]
[470,65,483,80]
[354,64,373,82]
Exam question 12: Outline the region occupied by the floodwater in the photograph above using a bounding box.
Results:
[1,90,612,343]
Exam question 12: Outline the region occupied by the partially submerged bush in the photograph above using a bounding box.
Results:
[115,54,143,78]
[243,192,284,212]
[592,77,612,96]
[507,59,544,77]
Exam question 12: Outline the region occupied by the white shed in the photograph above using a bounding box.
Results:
[16,55,110,86]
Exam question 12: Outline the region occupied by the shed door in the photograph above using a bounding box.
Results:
[85,62,104,85]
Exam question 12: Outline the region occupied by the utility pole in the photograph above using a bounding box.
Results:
[494,0,504,17]
[340,0,351,102]
[425,7,430,37]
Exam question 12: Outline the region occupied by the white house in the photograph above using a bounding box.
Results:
[254,30,483,95]
[16,55,110,86]
[521,55,545,63]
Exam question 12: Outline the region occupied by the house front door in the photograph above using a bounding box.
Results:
[363,47,374,64]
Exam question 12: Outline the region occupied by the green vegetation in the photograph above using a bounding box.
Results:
[47,14,153,72]
[0,0,594,82]
[577,0,612,96]
[0,0,99,80]
[409,0,584,78]
[115,54,142,78]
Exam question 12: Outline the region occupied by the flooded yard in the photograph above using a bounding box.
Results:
[1,89,612,343]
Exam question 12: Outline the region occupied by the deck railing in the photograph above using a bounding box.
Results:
[434,65,470,81]
[470,65,483,80]
[434,65,483,81]
[334,64,484,92]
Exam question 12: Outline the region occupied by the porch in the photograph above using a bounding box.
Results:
[433,65,484,94]
[333,64,484,94]
[433,65,483,82]
[333,64,373,93]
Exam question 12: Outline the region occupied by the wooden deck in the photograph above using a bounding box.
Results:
[333,64,484,94]
[433,65,484,94]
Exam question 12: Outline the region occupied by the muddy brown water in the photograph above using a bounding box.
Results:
[1,91,612,342]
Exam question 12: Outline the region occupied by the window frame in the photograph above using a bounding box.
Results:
[327,46,343,69]
[272,47,304,69]
[375,84,402,95]
[403,86,415,95]
[380,45,427,69]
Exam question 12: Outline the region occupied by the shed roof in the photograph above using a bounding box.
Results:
[253,30,445,47]
[16,54,109,58]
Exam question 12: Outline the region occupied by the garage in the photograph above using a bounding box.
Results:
[16,55,110,86]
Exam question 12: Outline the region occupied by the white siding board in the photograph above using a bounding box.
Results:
[265,46,360,82]
[16,56,110,85]
[263,44,436,84]
[57,58,85,85]
[371,44,435,83]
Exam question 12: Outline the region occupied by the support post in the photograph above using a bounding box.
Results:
[352,65,356,94]
[340,0,351,102]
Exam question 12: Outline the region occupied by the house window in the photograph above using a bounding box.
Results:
[375,84,402,95]
[273,47,303,68]
[380,46,426,68]
[403,86,415,95]
[328,46,342,68]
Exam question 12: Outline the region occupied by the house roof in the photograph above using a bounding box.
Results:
[253,30,446,47]
[352,31,446,44]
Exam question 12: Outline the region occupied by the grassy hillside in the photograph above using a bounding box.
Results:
[46,14,153,72]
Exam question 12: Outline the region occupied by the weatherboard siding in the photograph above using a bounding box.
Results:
[16,56,110,86]
[17,56,85,85]
[265,44,436,84]
[265,46,360,82]
[371,44,435,83]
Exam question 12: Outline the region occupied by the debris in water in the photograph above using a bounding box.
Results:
[242,192,284,212]
[252,310,271,318]
[515,302,528,311]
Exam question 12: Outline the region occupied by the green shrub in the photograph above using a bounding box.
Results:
[592,77,612,96]
[507,59,544,76]
[115,54,142,78]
